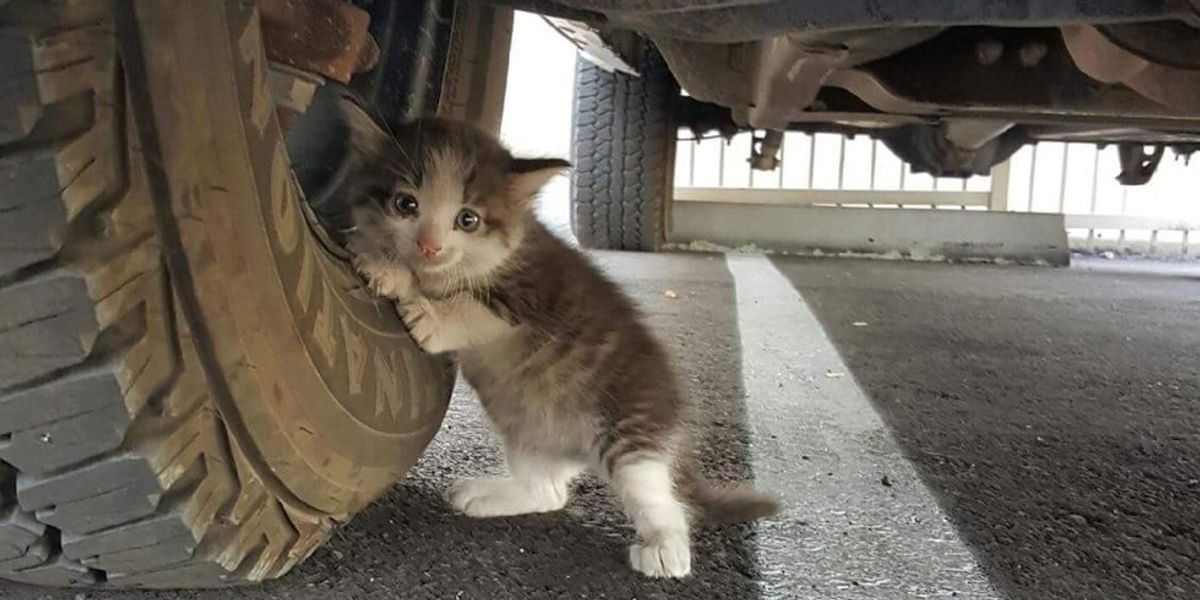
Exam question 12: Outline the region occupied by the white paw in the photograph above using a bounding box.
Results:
[446,478,564,518]
[353,255,416,301]
[398,299,445,353]
[629,535,691,578]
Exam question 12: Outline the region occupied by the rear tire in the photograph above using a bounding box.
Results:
[0,0,452,588]
[570,42,678,251]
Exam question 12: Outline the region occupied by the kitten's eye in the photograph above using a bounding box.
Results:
[393,194,419,215]
[455,208,481,232]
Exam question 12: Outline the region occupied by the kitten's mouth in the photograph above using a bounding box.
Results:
[420,253,460,273]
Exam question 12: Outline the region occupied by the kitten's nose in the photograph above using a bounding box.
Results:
[417,237,441,259]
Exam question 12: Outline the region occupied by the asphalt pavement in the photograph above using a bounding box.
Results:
[772,255,1200,600]
[5,253,1199,599]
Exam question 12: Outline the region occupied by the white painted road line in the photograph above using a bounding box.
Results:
[726,254,1000,599]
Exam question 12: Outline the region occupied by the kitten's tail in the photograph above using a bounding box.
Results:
[686,477,780,525]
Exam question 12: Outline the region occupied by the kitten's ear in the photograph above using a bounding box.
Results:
[508,158,570,203]
[337,97,391,154]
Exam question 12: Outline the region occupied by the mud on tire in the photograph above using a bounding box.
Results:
[0,0,452,588]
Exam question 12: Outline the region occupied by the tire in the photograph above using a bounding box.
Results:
[570,42,678,251]
[0,0,453,588]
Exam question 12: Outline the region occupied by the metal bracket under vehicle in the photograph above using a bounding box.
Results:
[1115,143,1165,186]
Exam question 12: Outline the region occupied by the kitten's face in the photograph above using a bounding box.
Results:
[353,143,511,280]
[338,101,566,288]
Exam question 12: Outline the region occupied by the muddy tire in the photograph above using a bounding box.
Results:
[0,0,452,588]
[570,42,677,251]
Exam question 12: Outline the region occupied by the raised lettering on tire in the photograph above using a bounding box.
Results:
[0,0,451,588]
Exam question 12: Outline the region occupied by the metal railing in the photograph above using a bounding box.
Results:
[675,132,1200,256]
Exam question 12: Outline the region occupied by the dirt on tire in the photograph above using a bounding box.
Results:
[0,0,452,588]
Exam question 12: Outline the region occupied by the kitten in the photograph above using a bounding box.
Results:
[337,99,777,578]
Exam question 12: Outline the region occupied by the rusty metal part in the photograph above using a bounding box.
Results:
[1060,24,1200,113]
[1115,142,1164,185]
[658,22,1200,151]
[749,129,783,171]
[258,0,379,84]
[828,27,1200,136]
[655,28,942,130]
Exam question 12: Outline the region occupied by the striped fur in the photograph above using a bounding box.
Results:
[337,102,778,578]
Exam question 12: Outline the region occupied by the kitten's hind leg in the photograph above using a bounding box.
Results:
[610,457,692,578]
[447,452,582,518]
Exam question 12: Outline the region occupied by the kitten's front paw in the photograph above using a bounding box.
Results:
[629,535,691,578]
[398,299,445,353]
[353,255,417,301]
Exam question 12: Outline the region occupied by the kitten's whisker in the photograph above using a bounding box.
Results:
[459,262,473,298]
[445,264,458,298]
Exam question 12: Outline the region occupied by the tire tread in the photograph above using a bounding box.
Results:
[570,43,676,251]
[0,0,330,587]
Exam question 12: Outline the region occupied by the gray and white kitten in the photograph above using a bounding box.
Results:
[338,100,777,579]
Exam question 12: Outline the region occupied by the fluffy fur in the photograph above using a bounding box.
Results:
[336,99,777,578]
